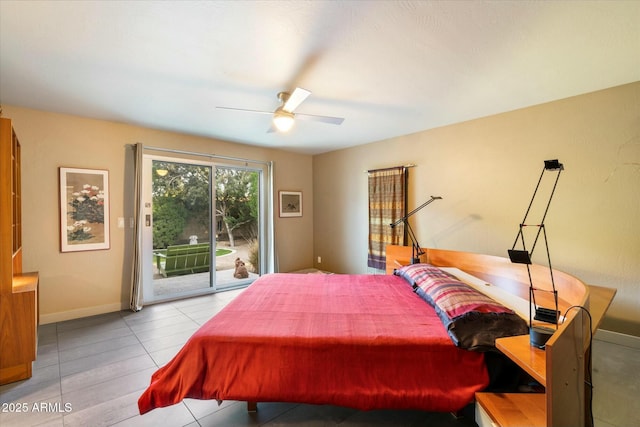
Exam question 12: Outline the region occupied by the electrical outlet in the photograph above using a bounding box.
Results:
[117,217,125,228]
[317,256,322,264]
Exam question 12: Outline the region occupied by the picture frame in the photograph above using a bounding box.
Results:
[59,167,110,252]
[279,190,302,217]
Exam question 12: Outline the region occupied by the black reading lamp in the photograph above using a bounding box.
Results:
[508,159,564,348]
[390,196,443,264]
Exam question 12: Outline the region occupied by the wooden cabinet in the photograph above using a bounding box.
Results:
[0,117,39,385]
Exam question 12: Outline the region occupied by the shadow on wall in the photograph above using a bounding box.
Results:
[430,214,483,246]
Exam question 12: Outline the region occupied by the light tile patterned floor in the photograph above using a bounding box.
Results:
[1,288,638,427]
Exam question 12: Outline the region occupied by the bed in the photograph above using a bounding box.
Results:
[138,254,530,415]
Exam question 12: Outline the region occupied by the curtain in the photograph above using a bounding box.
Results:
[129,142,144,311]
[266,160,277,273]
[367,167,407,269]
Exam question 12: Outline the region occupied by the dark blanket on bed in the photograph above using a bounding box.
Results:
[138,273,489,414]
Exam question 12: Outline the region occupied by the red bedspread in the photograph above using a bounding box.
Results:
[138,273,489,414]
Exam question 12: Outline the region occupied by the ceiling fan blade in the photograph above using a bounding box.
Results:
[216,106,272,115]
[218,89,343,130]
[283,87,311,112]
[295,113,344,125]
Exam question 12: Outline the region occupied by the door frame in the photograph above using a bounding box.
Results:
[142,154,216,303]
[141,153,272,304]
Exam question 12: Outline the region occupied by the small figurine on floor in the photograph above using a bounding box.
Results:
[234,257,249,279]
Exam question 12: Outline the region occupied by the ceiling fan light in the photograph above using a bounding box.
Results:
[273,109,295,132]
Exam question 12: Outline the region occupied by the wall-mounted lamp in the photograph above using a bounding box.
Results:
[508,159,564,348]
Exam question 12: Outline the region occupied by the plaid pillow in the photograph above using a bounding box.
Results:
[395,263,528,351]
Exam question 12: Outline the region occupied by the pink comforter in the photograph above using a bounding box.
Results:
[138,273,488,414]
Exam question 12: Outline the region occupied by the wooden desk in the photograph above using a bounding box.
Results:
[588,285,617,333]
[496,335,546,385]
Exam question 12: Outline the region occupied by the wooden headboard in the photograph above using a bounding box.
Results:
[385,245,616,427]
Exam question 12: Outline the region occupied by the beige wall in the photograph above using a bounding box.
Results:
[4,82,638,334]
[3,105,314,323]
[313,82,640,336]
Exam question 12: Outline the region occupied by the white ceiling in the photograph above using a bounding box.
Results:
[1,1,638,155]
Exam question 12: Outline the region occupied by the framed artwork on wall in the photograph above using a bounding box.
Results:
[279,190,302,217]
[59,167,110,252]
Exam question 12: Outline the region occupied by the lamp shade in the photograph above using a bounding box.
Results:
[273,109,295,132]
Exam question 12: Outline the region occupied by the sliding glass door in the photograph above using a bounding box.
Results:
[214,166,262,288]
[141,154,265,304]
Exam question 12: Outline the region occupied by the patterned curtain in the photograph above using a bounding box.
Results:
[367,166,407,269]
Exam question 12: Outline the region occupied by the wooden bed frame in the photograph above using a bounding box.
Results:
[385,245,616,427]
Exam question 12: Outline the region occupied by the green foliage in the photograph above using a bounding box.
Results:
[151,161,259,249]
[153,196,187,249]
[248,173,259,220]
[215,248,233,257]
[153,161,210,248]
[216,168,258,241]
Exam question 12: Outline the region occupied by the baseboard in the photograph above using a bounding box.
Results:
[39,302,122,325]
[595,329,640,349]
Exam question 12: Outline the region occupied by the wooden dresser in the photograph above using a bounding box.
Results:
[0,117,39,385]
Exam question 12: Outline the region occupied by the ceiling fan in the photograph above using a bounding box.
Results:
[216,87,345,132]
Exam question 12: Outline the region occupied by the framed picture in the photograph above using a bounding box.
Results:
[59,167,110,252]
[279,190,302,217]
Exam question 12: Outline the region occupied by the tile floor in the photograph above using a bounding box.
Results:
[1,288,638,427]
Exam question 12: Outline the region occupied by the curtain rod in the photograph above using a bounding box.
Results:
[366,164,415,173]
[141,144,272,166]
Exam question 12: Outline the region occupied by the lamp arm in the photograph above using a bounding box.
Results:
[390,196,442,227]
[511,167,546,250]
[389,196,442,264]
[529,169,562,255]
[512,161,563,255]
